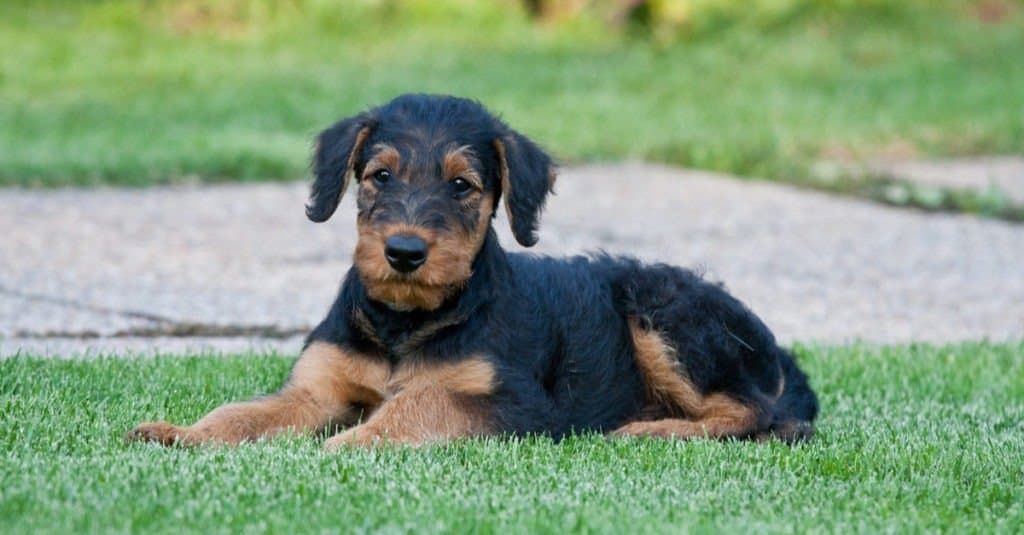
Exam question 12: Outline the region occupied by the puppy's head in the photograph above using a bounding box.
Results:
[307,94,556,311]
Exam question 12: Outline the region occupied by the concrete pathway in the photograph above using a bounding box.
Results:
[2,163,1022,356]
[870,156,1024,203]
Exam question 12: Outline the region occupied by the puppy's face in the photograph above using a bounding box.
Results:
[351,140,495,311]
[306,95,556,311]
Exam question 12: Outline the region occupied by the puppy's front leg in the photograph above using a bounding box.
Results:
[324,385,492,449]
[127,342,388,446]
[323,357,496,449]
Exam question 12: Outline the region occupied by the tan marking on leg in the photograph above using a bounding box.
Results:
[324,387,491,449]
[614,395,757,439]
[628,319,703,416]
[618,320,761,440]
[127,342,389,446]
[323,357,497,449]
[289,341,389,406]
[699,393,759,434]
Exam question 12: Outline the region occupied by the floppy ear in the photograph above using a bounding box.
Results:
[494,132,556,247]
[306,114,375,222]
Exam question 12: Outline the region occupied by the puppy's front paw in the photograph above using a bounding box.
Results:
[125,421,189,446]
[323,426,386,451]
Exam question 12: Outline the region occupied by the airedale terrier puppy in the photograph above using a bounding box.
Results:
[128,94,818,448]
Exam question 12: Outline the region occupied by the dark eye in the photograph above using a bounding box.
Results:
[371,169,391,186]
[451,177,474,198]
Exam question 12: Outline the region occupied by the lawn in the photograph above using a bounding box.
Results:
[4,3,1022,533]
[2,342,1022,533]
[3,0,1023,203]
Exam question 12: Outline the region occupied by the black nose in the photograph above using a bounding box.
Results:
[384,234,428,273]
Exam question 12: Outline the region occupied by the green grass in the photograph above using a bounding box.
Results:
[2,342,1023,533]
[2,0,1023,198]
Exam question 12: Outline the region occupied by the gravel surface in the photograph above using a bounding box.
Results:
[2,162,1022,356]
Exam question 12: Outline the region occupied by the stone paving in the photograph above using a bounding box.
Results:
[871,156,1024,203]
[2,162,1022,356]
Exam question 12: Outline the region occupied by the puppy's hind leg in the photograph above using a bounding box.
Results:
[613,394,761,440]
[611,316,767,441]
